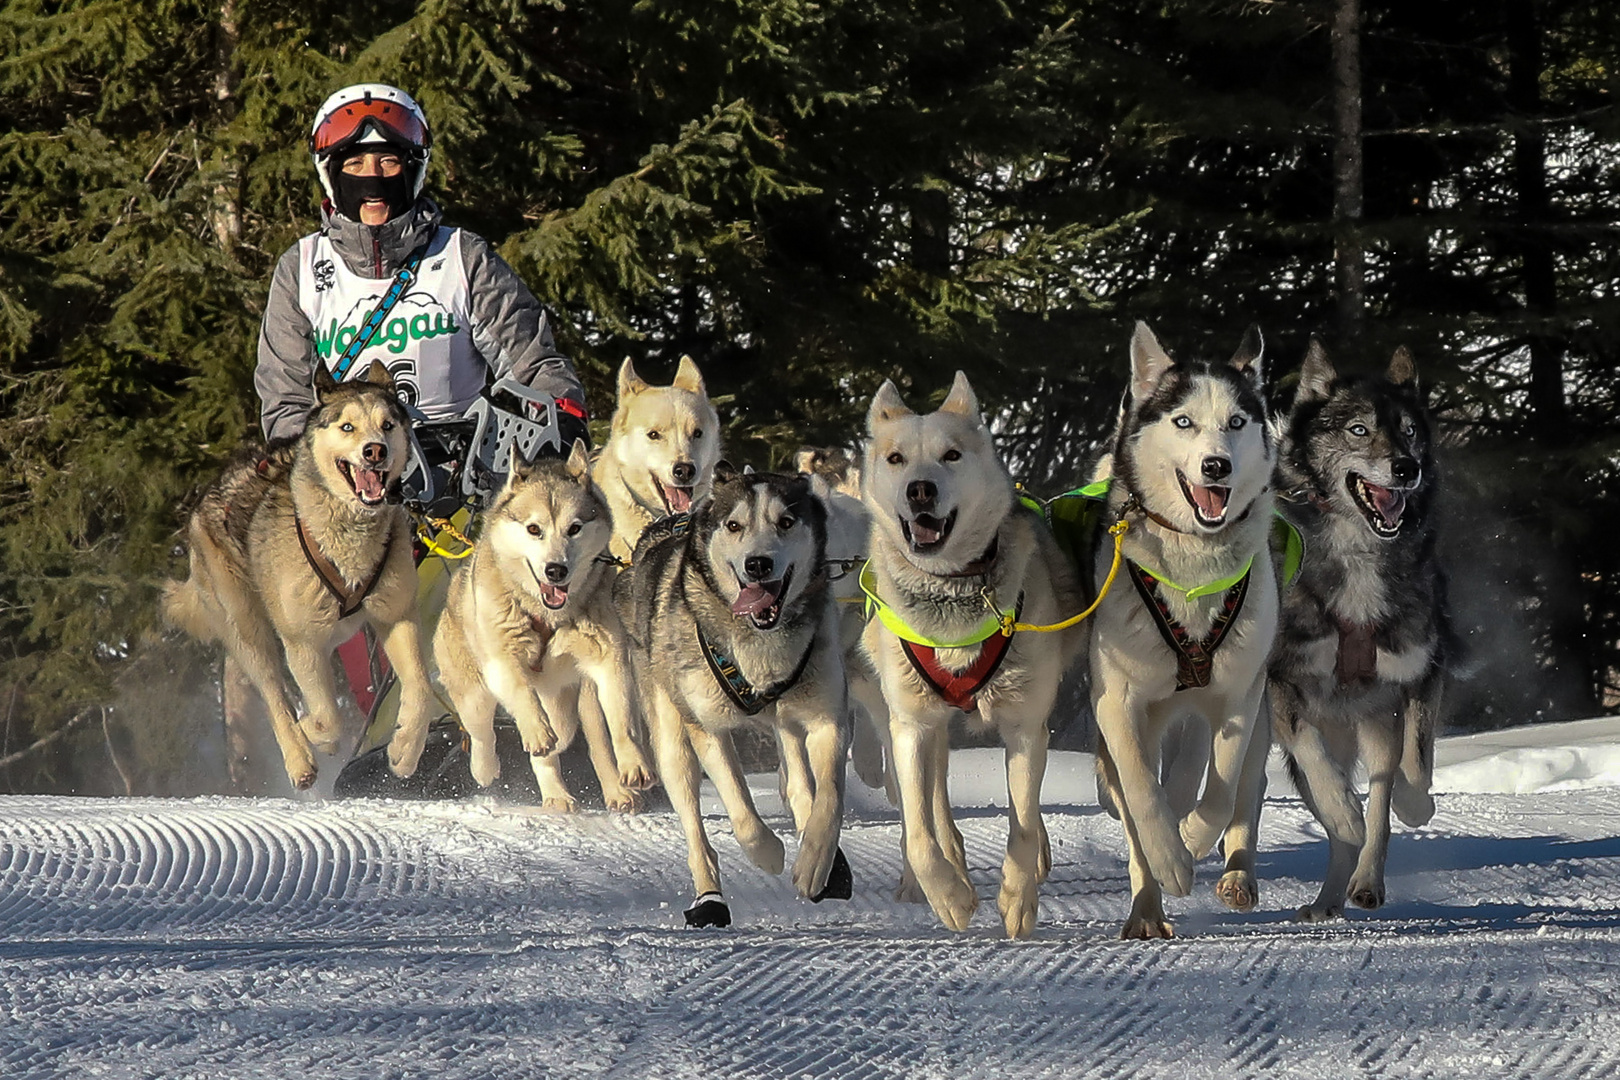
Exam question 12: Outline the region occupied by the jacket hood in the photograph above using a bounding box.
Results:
[319,196,444,279]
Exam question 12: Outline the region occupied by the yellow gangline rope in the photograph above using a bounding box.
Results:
[994,518,1130,636]
[413,514,476,560]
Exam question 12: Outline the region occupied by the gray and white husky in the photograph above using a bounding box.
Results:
[432,441,655,810]
[1089,322,1280,939]
[860,373,1086,938]
[617,466,850,928]
[1266,340,1447,921]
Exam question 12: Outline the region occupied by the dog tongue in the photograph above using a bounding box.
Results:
[664,484,693,513]
[909,514,945,546]
[731,581,782,617]
[1189,484,1229,520]
[540,583,568,609]
[353,467,386,502]
[1366,482,1407,526]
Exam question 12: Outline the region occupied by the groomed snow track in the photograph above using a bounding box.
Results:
[4,744,1620,1079]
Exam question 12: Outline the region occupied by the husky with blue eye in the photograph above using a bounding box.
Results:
[1088,322,1280,939]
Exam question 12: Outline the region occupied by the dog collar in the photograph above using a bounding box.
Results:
[858,561,1014,649]
[697,627,816,716]
[295,514,394,619]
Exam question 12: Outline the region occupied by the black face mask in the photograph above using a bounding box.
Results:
[333,167,413,223]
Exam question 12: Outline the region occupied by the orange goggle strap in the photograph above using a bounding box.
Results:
[311,98,429,156]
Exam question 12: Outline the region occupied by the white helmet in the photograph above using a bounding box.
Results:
[308,84,432,202]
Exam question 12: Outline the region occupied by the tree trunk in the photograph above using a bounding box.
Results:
[209,0,242,253]
[1331,0,1364,351]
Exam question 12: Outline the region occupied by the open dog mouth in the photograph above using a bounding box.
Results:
[527,562,571,610]
[1348,473,1408,538]
[337,460,389,506]
[655,476,694,515]
[1176,470,1230,528]
[900,509,957,554]
[731,566,794,630]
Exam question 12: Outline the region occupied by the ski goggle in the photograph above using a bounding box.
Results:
[310,97,429,157]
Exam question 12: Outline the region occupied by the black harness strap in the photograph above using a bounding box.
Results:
[1127,561,1251,691]
[296,516,394,619]
[697,629,817,716]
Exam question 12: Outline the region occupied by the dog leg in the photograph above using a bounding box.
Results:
[586,650,657,792]
[282,638,346,757]
[1285,734,1360,923]
[1097,738,1173,939]
[575,684,637,812]
[1216,695,1270,912]
[374,616,436,778]
[435,620,500,787]
[776,725,816,834]
[997,715,1048,939]
[850,676,895,802]
[1160,716,1208,820]
[226,633,317,791]
[532,687,583,812]
[1393,677,1440,828]
[1094,684,1193,897]
[485,658,558,758]
[687,725,784,875]
[650,691,726,925]
[788,712,849,901]
[1347,720,1400,911]
[1181,679,1264,860]
[892,719,977,931]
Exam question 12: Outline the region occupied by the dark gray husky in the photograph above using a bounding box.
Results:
[617,465,850,928]
[1266,340,1449,921]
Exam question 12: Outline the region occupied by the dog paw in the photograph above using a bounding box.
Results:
[927,874,979,932]
[1120,915,1175,940]
[1147,842,1196,898]
[852,742,888,792]
[603,787,643,814]
[387,728,429,779]
[737,824,785,876]
[894,866,927,905]
[1295,902,1344,923]
[1178,811,1222,861]
[540,794,579,813]
[1348,876,1385,911]
[282,745,318,791]
[997,885,1039,939]
[522,731,558,758]
[301,719,342,757]
[468,743,500,788]
[1392,786,1436,828]
[683,893,731,929]
[618,759,657,791]
[1215,869,1258,912]
[792,836,838,900]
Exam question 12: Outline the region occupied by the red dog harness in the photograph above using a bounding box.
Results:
[898,593,1023,712]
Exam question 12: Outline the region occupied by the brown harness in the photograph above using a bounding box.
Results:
[1333,617,1378,687]
[1128,561,1251,692]
[295,516,394,619]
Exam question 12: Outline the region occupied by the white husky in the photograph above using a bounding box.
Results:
[593,356,722,562]
[433,441,655,810]
[859,373,1086,938]
[1089,322,1280,939]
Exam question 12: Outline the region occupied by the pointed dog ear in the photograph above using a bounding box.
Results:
[1387,346,1418,388]
[1129,321,1175,402]
[713,459,740,485]
[507,443,537,484]
[1229,324,1264,386]
[672,355,706,395]
[938,370,981,420]
[313,362,339,400]
[867,380,912,429]
[617,357,649,400]
[361,359,394,391]
[1297,337,1336,403]
[565,438,591,482]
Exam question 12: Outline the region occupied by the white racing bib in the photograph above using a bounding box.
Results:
[296,226,482,421]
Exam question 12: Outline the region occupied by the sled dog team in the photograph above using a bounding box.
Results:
[164,323,1447,939]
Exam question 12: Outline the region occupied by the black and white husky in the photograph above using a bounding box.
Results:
[1266,340,1448,921]
[1089,322,1280,939]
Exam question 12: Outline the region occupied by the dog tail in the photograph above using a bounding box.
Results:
[159,578,216,644]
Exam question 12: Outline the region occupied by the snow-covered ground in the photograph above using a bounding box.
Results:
[5,720,1620,1079]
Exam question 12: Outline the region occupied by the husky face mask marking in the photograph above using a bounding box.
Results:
[606,356,720,516]
[863,372,1012,566]
[1120,323,1271,533]
[702,467,824,631]
[309,359,409,509]
[487,441,610,611]
[1291,342,1431,541]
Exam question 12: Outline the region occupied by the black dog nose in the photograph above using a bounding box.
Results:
[906,479,937,510]
[744,555,774,581]
[1201,456,1232,482]
[1391,457,1419,484]
[671,461,696,485]
[362,442,387,465]
[544,562,568,583]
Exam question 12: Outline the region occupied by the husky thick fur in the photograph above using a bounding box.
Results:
[796,446,895,801]
[619,466,849,926]
[1266,341,1447,921]
[433,441,655,810]
[1089,323,1279,939]
[859,373,1085,938]
[161,361,436,790]
[594,356,722,562]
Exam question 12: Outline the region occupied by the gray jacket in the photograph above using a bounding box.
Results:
[255,197,584,442]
